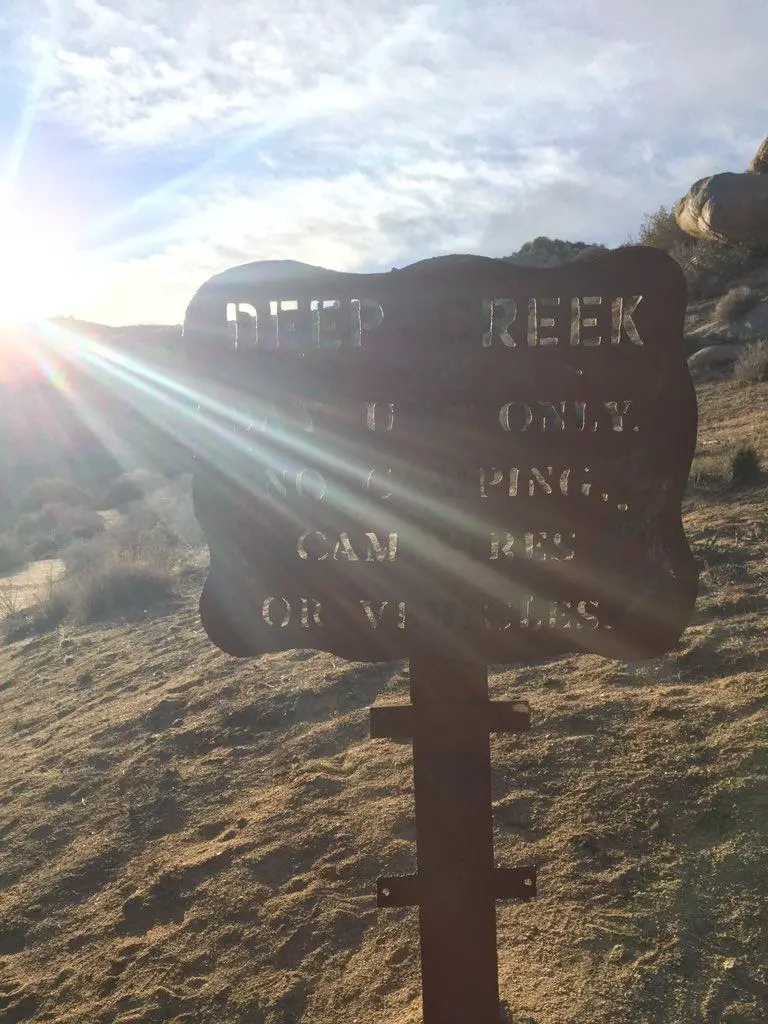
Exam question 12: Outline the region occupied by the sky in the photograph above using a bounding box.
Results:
[0,0,766,326]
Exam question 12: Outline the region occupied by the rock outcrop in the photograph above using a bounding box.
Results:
[675,172,768,249]
[750,136,768,174]
[687,343,745,373]
[729,298,768,341]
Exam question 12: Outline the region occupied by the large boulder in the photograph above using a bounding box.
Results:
[687,343,745,374]
[729,298,768,341]
[750,136,768,174]
[675,172,768,249]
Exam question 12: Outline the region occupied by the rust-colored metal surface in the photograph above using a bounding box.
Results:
[371,654,535,1023]
[183,248,698,665]
[183,248,698,1023]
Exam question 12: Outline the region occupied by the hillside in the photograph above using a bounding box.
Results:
[1,376,766,1024]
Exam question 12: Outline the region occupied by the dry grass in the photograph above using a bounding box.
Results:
[2,558,177,643]
[0,381,766,1024]
[0,536,25,574]
[67,559,175,624]
[688,380,768,492]
[713,285,760,325]
[18,477,90,513]
[0,581,22,617]
[13,502,105,561]
[733,340,768,383]
[1,504,185,642]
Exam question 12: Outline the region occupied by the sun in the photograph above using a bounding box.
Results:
[0,208,80,327]
[0,207,81,383]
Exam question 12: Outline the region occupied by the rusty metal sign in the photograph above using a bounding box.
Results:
[183,248,698,1024]
[183,249,698,666]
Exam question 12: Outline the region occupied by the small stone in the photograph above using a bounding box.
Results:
[612,672,634,685]
[64,655,75,666]
[722,957,738,971]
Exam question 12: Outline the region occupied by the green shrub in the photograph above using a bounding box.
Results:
[680,239,755,299]
[733,340,768,382]
[637,204,690,252]
[730,446,761,489]
[504,237,606,268]
[633,204,756,299]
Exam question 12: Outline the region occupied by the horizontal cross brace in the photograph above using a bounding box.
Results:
[369,700,531,739]
[376,866,537,908]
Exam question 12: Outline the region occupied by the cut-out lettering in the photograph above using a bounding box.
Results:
[333,533,359,561]
[570,296,603,346]
[296,469,327,501]
[226,297,381,351]
[499,400,634,432]
[489,531,576,560]
[528,297,561,346]
[297,531,398,561]
[264,468,327,501]
[499,402,533,432]
[300,598,323,627]
[365,468,393,501]
[362,532,398,562]
[480,467,590,498]
[483,598,604,631]
[611,296,643,344]
[361,600,389,628]
[602,400,634,431]
[480,468,504,498]
[365,402,396,431]
[482,298,518,348]
[262,597,291,627]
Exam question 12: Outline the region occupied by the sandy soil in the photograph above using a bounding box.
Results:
[0,558,65,614]
[0,381,766,1024]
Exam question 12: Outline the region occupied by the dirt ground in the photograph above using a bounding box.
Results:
[1,380,766,1024]
[0,559,64,614]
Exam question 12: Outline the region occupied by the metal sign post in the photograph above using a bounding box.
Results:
[372,654,534,1023]
[182,250,698,1022]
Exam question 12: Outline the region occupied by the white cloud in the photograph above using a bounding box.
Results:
[3,0,768,323]
[10,1,645,148]
[73,143,620,324]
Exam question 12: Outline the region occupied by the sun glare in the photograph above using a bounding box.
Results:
[0,208,80,327]
[0,208,75,383]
